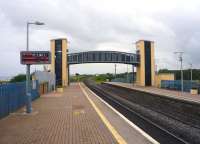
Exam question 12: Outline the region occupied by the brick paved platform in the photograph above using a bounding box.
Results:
[0,83,117,144]
[0,83,157,144]
[106,82,200,104]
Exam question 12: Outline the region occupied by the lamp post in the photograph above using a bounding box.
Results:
[174,52,184,92]
[26,21,44,113]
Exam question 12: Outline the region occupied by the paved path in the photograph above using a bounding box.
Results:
[106,82,200,104]
[0,83,117,144]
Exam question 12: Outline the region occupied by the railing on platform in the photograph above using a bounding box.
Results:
[0,81,39,119]
[161,80,200,93]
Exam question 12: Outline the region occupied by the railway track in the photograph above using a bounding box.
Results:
[84,80,200,144]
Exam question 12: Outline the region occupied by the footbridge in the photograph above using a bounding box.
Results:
[50,39,155,87]
[67,51,139,65]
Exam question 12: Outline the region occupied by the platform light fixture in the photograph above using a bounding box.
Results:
[26,21,45,113]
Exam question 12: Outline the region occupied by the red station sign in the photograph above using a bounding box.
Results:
[20,51,51,65]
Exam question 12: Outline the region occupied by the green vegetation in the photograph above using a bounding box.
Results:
[10,74,26,83]
[70,72,134,83]
[70,73,108,83]
[70,74,93,82]
[70,68,200,84]
[70,73,114,83]
[159,69,200,80]
[92,73,114,83]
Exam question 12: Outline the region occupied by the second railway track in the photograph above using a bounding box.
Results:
[84,80,200,144]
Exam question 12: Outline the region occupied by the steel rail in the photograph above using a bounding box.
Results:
[86,82,189,144]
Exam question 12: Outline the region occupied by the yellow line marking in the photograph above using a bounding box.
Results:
[79,83,127,144]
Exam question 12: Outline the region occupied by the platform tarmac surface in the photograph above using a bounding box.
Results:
[0,83,155,144]
[106,82,200,104]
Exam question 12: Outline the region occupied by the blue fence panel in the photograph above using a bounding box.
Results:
[0,85,9,118]
[161,80,200,93]
[0,81,39,119]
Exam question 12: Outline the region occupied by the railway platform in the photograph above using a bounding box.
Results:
[105,82,200,104]
[0,83,156,144]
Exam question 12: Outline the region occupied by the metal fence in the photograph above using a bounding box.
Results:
[0,81,39,119]
[111,74,134,83]
[161,80,200,93]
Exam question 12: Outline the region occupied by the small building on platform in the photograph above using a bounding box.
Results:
[155,73,175,88]
[32,71,55,94]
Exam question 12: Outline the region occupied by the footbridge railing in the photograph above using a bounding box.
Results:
[67,51,139,65]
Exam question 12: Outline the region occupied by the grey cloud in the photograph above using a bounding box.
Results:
[0,0,200,76]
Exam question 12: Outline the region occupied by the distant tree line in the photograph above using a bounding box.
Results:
[10,68,199,84]
[158,69,200,80]
[70,72,134,83]
[70,68,200,84]
[9,74,27,82]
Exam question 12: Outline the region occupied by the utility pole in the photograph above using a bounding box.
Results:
[132,65,134,84]
[189,63,193,82]
[126,65,129,83]
[174,52,184,92]
[114,64,117,78]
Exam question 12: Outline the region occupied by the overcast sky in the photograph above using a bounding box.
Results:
[0,0,200,77]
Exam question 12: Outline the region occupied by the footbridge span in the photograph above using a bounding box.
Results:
[68,51,139,65]
[50,39,155,87]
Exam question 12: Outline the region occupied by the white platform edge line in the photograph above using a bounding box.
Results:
[83,83,160,144]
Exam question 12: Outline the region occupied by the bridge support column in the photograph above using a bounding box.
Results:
[136,40,155,86]
[51,38,69,87]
